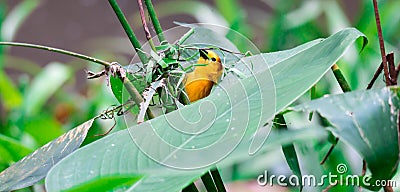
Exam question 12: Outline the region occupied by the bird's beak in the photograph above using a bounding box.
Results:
[199,49,209,60]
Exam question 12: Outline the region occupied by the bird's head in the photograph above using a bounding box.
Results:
[192,49,223,83]
[199,49,221,63]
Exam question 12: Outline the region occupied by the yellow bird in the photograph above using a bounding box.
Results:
[184,49,223,102]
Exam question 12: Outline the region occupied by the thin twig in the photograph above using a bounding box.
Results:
[108,0,148,63]
[322,181,337,192]
[387,52,395,82]
[367,61,383,89]
[361,160,367,176]
[137,0,156,51]
[384,185,394,192]
[366,52,396,89]
[395,62,400,79]
[373,0,390,85]
[320,138,339,165]
[94,117,117,136]
[387,52,397,85]
[0,42,111,67]
[359,160,367,192]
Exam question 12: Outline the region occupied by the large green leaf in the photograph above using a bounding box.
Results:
[63,174,142,192]
[45,28,365,191]
[0,119,95,191]
[290,87,400,191]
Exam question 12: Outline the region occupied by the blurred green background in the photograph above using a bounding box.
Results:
[1,0,400,191]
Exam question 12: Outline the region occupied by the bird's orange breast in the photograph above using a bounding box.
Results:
[184,79,215,102]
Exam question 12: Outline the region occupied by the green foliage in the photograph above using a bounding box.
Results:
[291,87,400,191]
[44,28,363,191]
[0,119,95,191]
[1,1,400,192]
[63,174,142,192]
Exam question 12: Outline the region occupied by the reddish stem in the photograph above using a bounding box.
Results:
[372,0,390,85]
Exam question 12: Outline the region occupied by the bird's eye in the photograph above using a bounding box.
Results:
[211,57,217,61]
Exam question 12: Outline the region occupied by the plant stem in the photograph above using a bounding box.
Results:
[0,42,111,67]
[320,137,339,165]
[309,85,316,120]
[384,186,394,192]
[122,77,155,119]
[321,64,352,164]
[137,0,156,52]
[367,61,384,89]
[331,64,351,92]
[144,0,166,44]
[108,0,148,63]
[367,52,396,89]
[372,0,390,85]
[177,28,194,45]
[275,114,303,191]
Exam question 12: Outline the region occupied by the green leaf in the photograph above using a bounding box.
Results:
[145,59,155,83]
[24,114,64,146]
[163,58,178,66]
[275,114,302,192]
[110,73,146,116]
[155,44,171,52]
[0,119,95,191]
[45,28,365,191]
[1,0,41,41]
[0,69,23,109]
[63,174,142,192]
[24,62,71,116]
[290,87,400,191]
[110,75,124,104]
[0,134,32,164]
[268,28,366,111]
[150,50,168,68]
